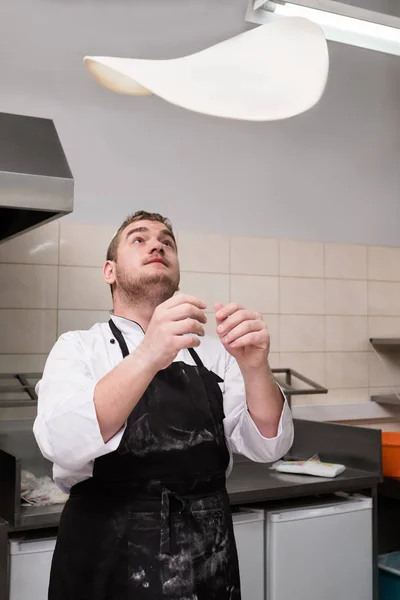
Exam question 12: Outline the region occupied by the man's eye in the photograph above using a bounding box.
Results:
[133,238,143,244]
[163,240,172,247]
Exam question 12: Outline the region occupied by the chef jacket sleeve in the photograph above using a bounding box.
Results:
[222,351,294,463]
[33,332,126,471]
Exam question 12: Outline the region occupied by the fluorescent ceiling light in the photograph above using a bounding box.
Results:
[246,0,400,56]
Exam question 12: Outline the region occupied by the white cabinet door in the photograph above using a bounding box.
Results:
[233,509,265,600]
[9,537,56,600]
[266,497,373,600]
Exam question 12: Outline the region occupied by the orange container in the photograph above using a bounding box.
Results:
[382,432,400,478]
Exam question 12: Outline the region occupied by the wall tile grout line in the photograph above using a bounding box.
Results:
[56,223,61,340]
[277,238,281,355]
[323,243,327,386]
[4,260,400,284]
[228,235,232,303]
[1,308,398,317]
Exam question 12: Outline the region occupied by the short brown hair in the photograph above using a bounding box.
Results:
[106,210,176,262]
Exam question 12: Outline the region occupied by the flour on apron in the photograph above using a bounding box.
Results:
[48,319,241,599]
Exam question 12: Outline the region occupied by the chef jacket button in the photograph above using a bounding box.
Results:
[110,338,115,344]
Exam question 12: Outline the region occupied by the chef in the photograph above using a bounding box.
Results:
[34,210,294,600]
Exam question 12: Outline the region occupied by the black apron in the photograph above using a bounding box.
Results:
[48,320,241,600]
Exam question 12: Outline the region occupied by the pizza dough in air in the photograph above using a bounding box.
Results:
[84,17,329,121]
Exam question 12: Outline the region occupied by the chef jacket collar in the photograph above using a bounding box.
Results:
[109,311,145,337]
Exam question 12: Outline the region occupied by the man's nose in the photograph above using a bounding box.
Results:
[150,240,164,254]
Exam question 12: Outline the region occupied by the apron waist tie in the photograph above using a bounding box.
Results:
[160,488,189,556]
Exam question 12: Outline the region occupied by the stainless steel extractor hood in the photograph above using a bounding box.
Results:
[0,112,74,243]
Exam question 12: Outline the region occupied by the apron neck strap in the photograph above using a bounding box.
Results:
[188,348,204,368]
[109,319,130,358]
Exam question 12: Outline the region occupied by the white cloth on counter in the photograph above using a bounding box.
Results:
[21,470,69,505]
[33,313,294,494]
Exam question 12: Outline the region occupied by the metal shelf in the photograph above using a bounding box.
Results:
[369,340,400,405]
[0,373,40,409]
[369,338,400,351]
[18,504,63,531]
[371,394,400,406]
[271,368,327,407]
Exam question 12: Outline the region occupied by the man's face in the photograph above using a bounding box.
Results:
[105,220,180,305]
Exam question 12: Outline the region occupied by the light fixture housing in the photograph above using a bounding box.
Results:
[246,0,400,56]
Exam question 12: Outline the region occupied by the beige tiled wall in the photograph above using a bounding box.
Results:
[2,222,400,423]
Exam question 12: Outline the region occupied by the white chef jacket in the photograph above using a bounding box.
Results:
[33,314,294,493]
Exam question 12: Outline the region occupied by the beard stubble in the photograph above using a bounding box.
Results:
[115,265,179,308]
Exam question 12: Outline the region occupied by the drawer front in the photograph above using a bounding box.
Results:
[10,544,55,600]
[234,514,265,600]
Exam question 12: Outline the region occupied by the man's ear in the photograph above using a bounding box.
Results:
[104,260,116,286]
